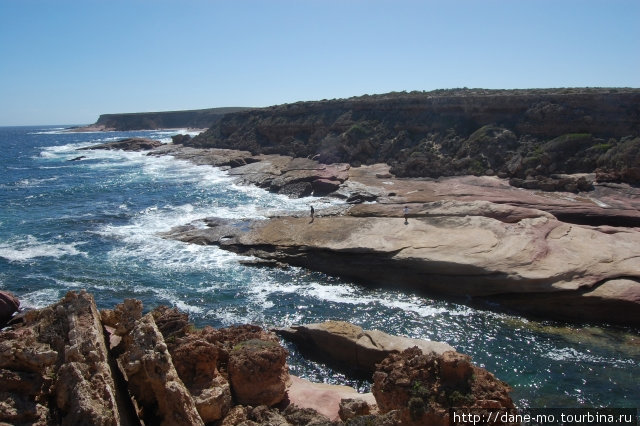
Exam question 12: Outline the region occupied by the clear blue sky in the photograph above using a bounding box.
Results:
[1,0,639,126]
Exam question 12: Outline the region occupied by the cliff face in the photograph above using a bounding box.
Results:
[188,88,640,183]
[93,107,252,131]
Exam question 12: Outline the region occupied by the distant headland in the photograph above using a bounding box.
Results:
[70,106,252,132]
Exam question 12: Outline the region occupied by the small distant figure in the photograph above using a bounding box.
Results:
[310,205,315,223]
[403,205,409,225]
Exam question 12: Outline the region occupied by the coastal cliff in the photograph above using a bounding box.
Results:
[187,88,640,184]
[75,107,252,131]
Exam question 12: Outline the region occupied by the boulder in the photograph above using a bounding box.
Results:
[338,398,373,421]
[101,298,142,335]
[287,375,376,421]
[228,338,289,406]
[169,332,232,422]
[312,178,341,195]
[0,290,19,328]
[282,404,333,425]
[171,134,192,145]
[53,292,122,426]
[276,321,454,374]
[278,181,313,198]
[346,192,378,204]
[220,405,249,426]
[372,347,515,426]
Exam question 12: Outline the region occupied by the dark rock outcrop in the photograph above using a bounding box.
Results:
[80,137,163,151]
[0,290,19,328]
[187,88,640,184]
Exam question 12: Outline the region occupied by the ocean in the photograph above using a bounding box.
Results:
[0,125,638,408]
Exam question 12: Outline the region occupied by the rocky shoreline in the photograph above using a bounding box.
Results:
[0,291,515,425]
[75,137,640,326]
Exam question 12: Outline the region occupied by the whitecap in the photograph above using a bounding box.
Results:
[30,127,69,135]
[14,177,59,187]
[18,288,61,309]
[131,285,205,315]
[544,346,636,365]
[37,141,98,159]
[0,236,86,263]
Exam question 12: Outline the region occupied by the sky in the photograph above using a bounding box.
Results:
[0,0,639,126]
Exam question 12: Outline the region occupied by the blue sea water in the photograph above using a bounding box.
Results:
[1,125,638,408]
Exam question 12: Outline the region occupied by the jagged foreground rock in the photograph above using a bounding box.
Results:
[373,348,515,426]
[0,291,516,425]
[0,291,120,425]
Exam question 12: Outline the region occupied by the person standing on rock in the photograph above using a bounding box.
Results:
[403,206,409,224]
[310,205,315,223]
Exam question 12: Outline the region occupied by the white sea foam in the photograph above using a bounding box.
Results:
[96,199,245,273]
[18,288,62,309]
[543,346,635,365]
[238,267,472,324]
[87,147,340,273]
[14,177,59,187]
[31,127,69,135]
[130,285,205,315]
[0,236,86,263]
[38,141,97,159]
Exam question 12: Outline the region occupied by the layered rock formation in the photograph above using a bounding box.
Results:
[1,292,514,425]
[186,88,640,184]
[163,197,640,326]
[72,107,252,131]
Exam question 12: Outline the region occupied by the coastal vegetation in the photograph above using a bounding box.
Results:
[183,88,640,185]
